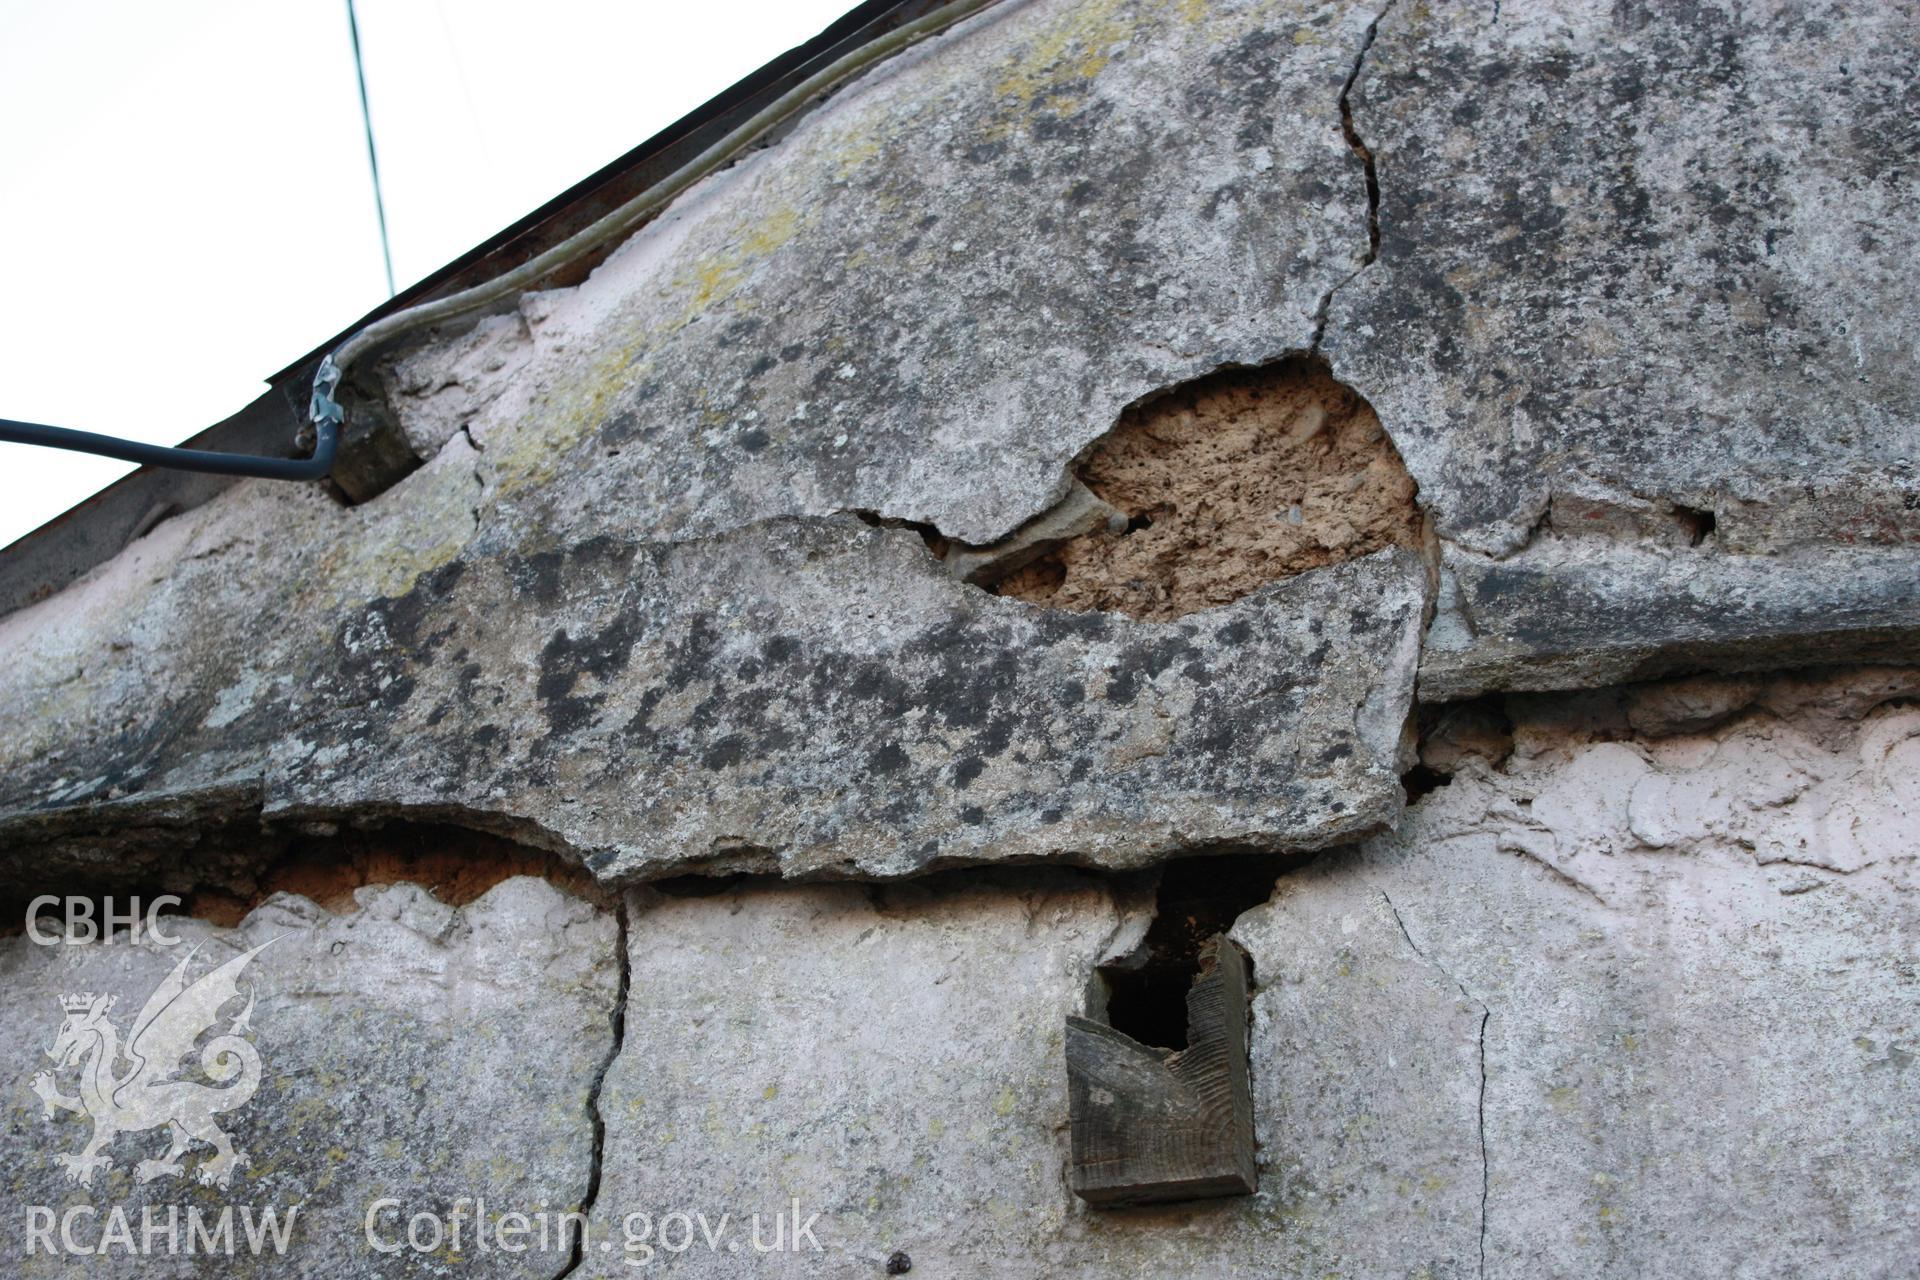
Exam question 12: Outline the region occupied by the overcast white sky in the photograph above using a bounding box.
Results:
[0,0,856,548]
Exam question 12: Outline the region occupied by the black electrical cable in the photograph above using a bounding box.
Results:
[0,355,342,480]
[0,0,999,486]
[0,2,386,484]
[0,416,339,481]
[0,354,343,480]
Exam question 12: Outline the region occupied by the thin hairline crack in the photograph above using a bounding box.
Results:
[1380,888,1490,1279]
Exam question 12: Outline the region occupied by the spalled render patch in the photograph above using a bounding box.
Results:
[180,825,603,925]
[994,358,1423,621]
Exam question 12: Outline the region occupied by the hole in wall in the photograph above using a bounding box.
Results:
[989,356,1423,622]
[1097,852,1298,1051]
[1399,762,1451,804]
[999,554,1066,597]
[1403,696,1516,802]
[1674,504,1716,547]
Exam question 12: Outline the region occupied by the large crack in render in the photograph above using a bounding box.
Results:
[1476,1004,1489,1277]
[1381,889,1490,1279]
[1338,19,1386,263]
[1310,0,1397,352]
[557,893,632,1280]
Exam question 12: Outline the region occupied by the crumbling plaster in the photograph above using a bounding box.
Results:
[7,0,1914,881]
[1,0,1917,1269]
[7,667,1911,1277]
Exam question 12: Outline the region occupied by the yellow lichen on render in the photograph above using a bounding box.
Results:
[972,0,1135,141]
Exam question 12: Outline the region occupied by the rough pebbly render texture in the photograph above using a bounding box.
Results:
[0,0,1916,1274]
[994,358,1425,621]
[0,0,1434,885]
[564,664,1913,1278]
[1324,0,1920,694]
[2,0,1917,874]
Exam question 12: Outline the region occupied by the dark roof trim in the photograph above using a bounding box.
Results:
[0,0,945,618]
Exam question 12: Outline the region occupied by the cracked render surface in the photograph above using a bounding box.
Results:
[0,0,1914,878]
[544,666,1914,1278]
[0,2,1914,1274]
[0,876,620,1279]
[2,668,1912,1275]
[1323,0,1920,693]
[0,0,1429,884]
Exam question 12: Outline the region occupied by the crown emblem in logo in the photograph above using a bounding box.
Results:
[33,941,277,1188]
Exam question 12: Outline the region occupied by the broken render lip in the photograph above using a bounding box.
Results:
[986,357,1421,622]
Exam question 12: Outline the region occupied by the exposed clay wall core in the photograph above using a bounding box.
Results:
[994,359,1423,621]
[0,824,603,932]
[194,830,602,922]
[5,0,1920,1270]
